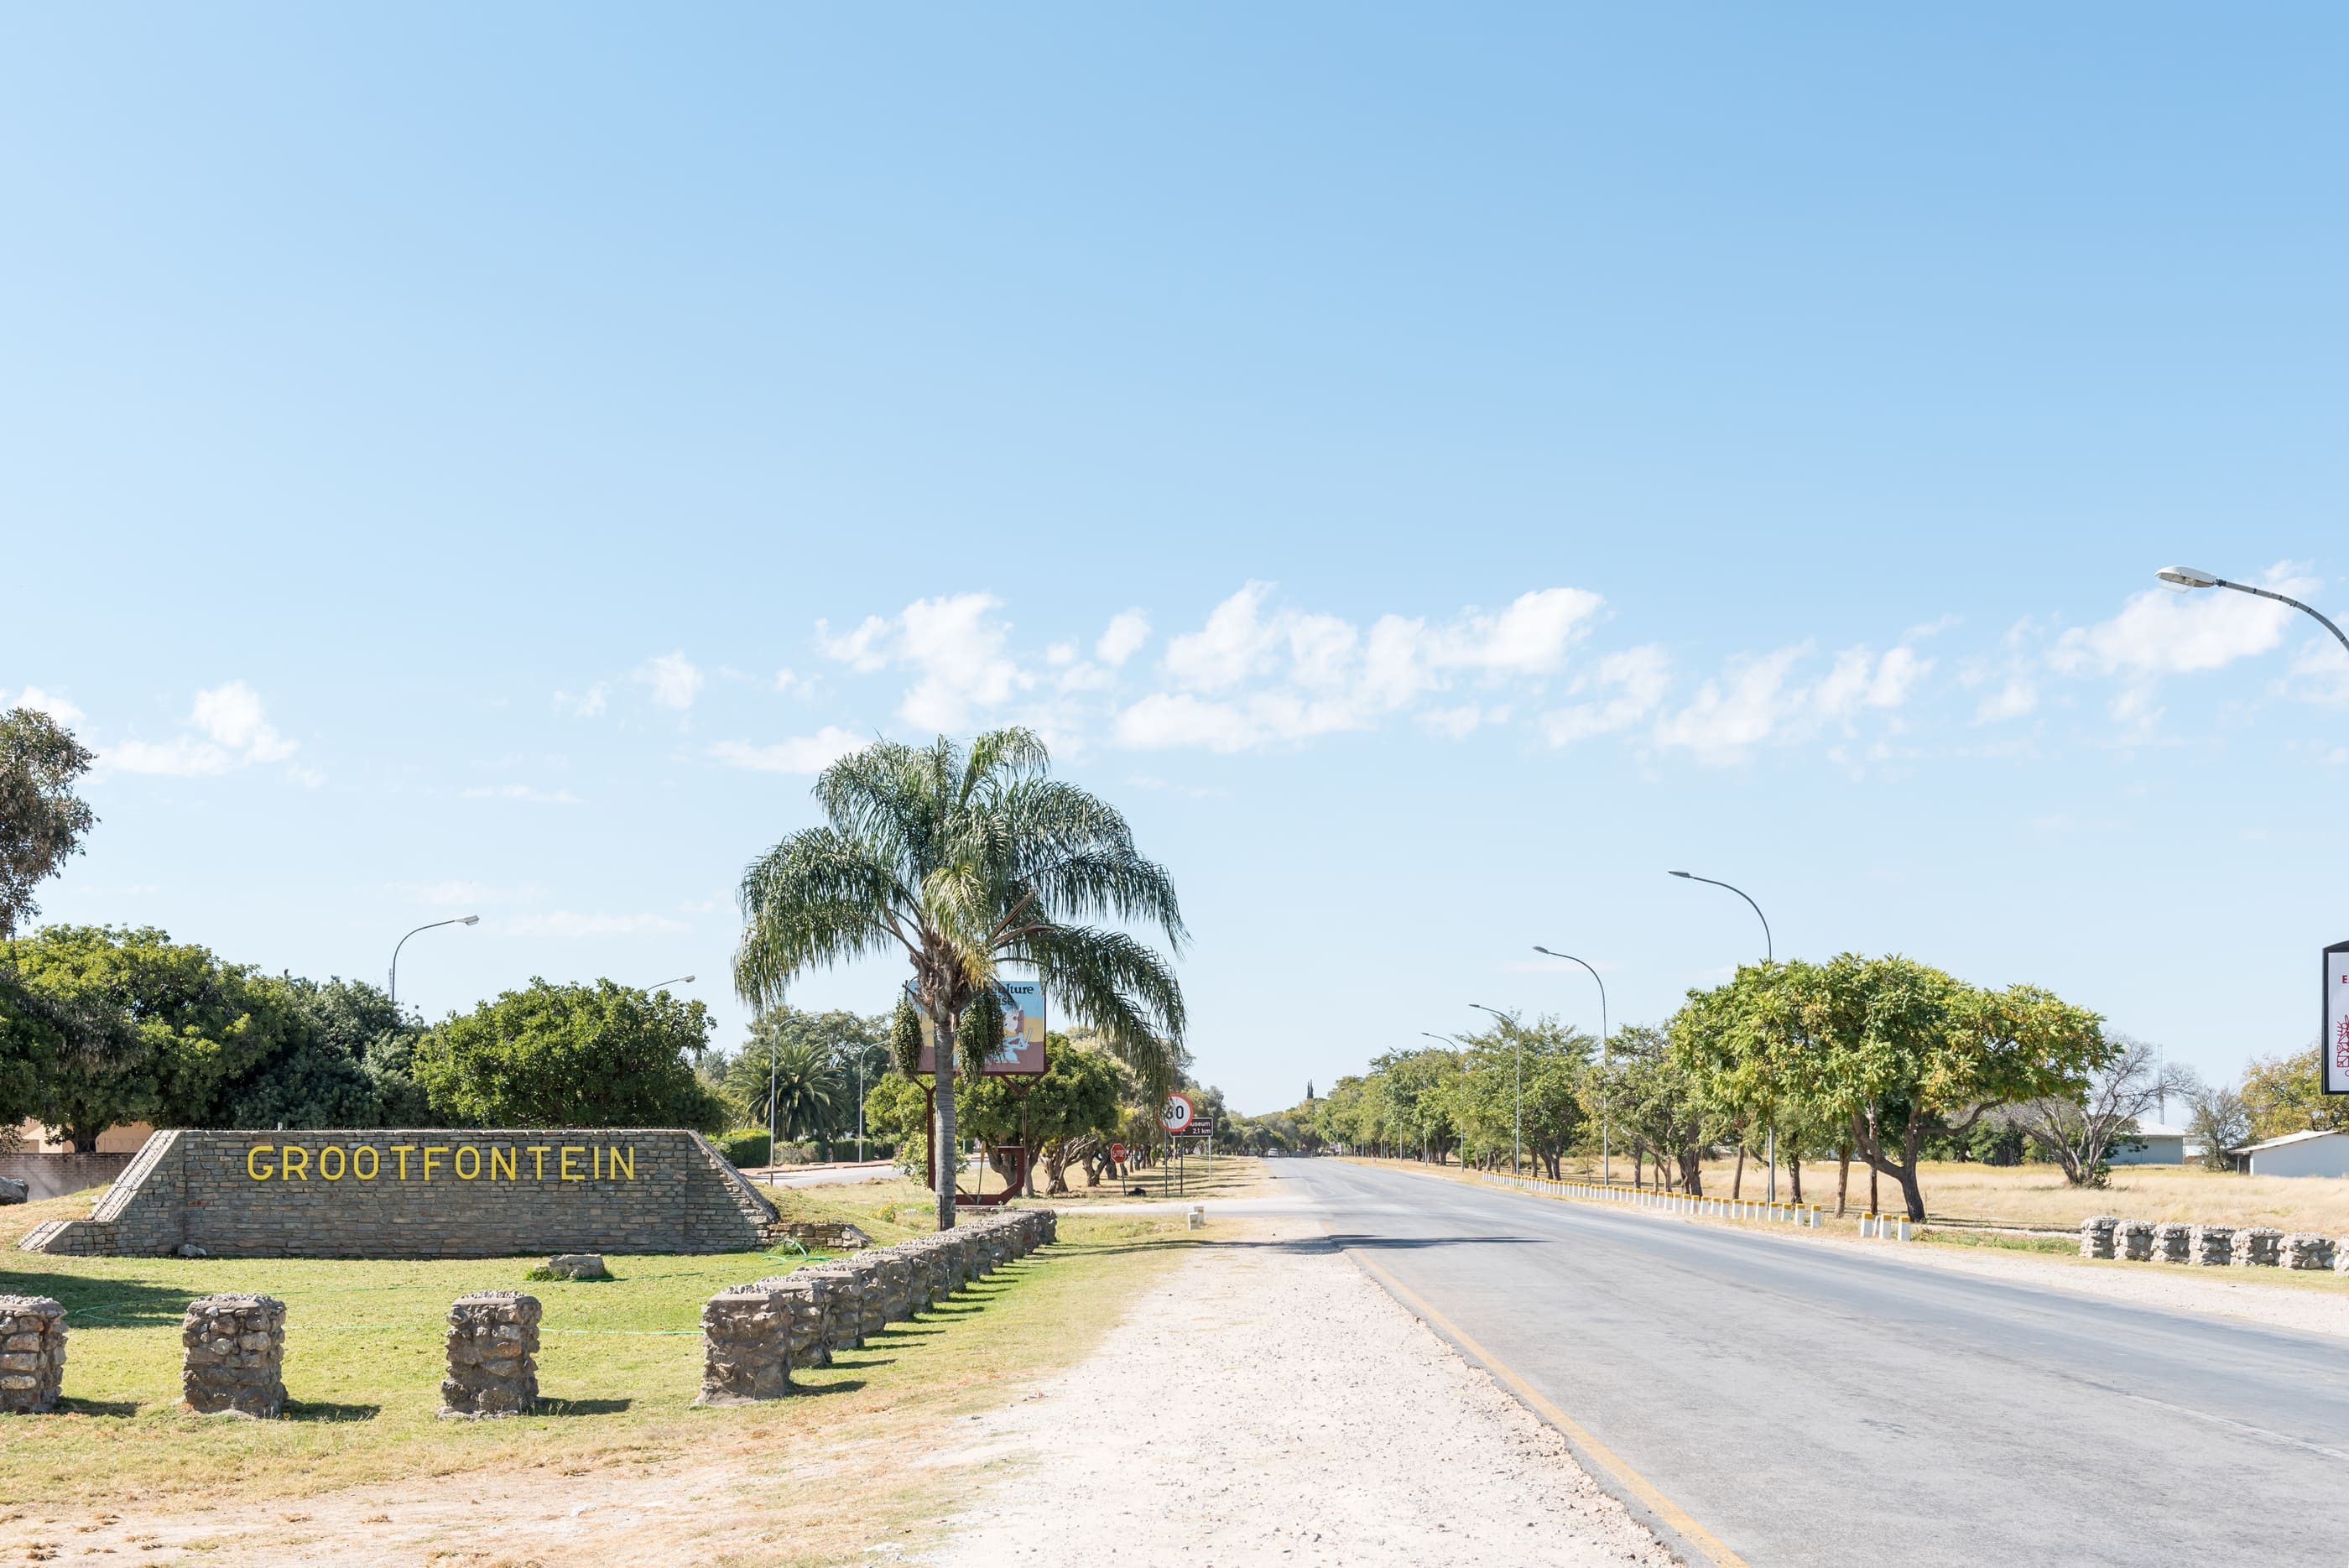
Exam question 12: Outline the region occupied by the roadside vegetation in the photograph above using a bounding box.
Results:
[1297,956,2349,1226]
[0,1175,1199,1522]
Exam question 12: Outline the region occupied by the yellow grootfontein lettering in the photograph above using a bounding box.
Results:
[281,1146,311,1181]
[455,1145,480,1180]
[422,1146,447,1182]
[354,1145,379,1180]
[319,1145,347,1180]
[610,1146,636,1180]
[560,1146,586,1181]
[490,1146,516,1180]
[529,1146,550,1180]
[391,1145,417,1180]
[247,1146,274,1180]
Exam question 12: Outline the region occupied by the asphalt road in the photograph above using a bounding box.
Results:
[1274,1159,2349,1568]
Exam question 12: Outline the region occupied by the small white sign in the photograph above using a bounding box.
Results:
[2327,940,2349,1097]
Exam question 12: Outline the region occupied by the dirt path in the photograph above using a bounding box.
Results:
[922,1218,1672,1568]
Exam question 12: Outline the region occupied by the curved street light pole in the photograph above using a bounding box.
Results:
[1533,947,1609,1185]
[389,916,479,1013]
[1669,870,1778,1200]
[1468,1003,1518,1177]
[2156,565,2349,656]
[1419,1032,1461,1165]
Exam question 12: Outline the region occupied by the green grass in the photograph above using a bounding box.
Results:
[0,1175,1198,1533]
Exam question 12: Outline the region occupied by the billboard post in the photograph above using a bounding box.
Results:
[2326,940,2349,1097]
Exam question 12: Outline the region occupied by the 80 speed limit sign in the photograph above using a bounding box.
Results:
[1158,1092,1195,1133]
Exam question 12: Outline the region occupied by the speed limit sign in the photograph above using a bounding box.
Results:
[1159,1093,1195,1133]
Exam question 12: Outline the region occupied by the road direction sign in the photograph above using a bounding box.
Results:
[1159,1093,1195,1133]
[2326,939,2349,1096]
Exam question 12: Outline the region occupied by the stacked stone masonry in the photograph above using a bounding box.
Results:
[2150,1222,2192,1263]
[696,1208,1055,1405]
[2230,1227,2284,1268]
[442,1291,540,1417]
[180,1294,287,1417]
[18,1128,776,1258]
[2078,1216,2117,1259]
[2114,1218,2154,1262]
[2279,1233,2336,1271]
[0,1295,66,1414]
[2186,1224,2235,1267]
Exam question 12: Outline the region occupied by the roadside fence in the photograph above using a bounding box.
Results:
[1480,1172,1846,1232]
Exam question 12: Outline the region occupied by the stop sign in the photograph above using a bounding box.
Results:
[1110,1143,1128,1163]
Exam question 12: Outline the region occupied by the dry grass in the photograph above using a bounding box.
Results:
[0,1174,1202,1568]
[1342,1154,2349,1237]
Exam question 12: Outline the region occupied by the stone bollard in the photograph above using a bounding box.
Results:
[2279,1233,2336,1271]
[761,1274,832,1370]
[180,1295,287,1417]
[2078,1216,2117,1259]
[2150,1222,2192,1263]
[2114,1219,2154,1262]
[2231,1227,2284,1268]
[2186,1225,2235,1267]
[870,1253,913,1326]
[441,1291,539,1418]
[0,1295,67,1414]
[698,1283,793,1404]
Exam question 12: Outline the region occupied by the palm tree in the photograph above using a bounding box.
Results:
[765,1035,838,1144]
[734,728,1187,1229]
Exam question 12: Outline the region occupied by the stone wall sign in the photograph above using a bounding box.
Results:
[17,1128,775,1259]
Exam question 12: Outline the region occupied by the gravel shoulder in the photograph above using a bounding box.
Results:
[924,1216,1673,1568]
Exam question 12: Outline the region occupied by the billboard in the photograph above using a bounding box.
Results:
[908,978,1048,1076]
[2328,940,2349,1097]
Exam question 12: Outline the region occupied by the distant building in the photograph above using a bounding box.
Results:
[8,1120,156,1154]
[2107,1121,2189,1166]
[2233,1129,2349,1179]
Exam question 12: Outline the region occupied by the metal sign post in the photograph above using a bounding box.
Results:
[2326,939,2349,1096]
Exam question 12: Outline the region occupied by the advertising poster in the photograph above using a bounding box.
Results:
[908,978,1049,1076]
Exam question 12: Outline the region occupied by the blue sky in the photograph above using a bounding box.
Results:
[5,7,2344,1112]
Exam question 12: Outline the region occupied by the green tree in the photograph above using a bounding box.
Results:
[2240,1044,2349,1142]
[214,977,428,1129]
[0,706,97,940]
[958,1035,1129,1194]
[1788,955,2107,1221]
[0,925,293,1149]
[411,979,727,1129]
[734,728,1187,1230]
[1586,1024,1713,1191]
[1455,1013,1591,1177]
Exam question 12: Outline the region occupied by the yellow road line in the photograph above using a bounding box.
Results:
[1334,1235,1752,1568]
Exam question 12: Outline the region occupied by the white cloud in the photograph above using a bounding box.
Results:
[107,681,297,776]
[1096,611,1151,667]
[1974,679,2039,723]
[2285,629,2349,706]
[643,651,705,711]
[503,911,690,937]
[1652,641,1928,766]
[10,686,84,726]
[2051,565,2317,678]
[1541,647,1671,746]
[555,682,610,718]
[815,594,1031,731]
[1126,584,1608,753]
[462,784,584,805]
[709,727,867,774]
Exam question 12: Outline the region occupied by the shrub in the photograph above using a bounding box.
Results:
[714,1128,771,1168]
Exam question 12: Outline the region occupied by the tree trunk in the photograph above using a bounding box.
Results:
[1836,1144,1851,1217]
[67,1127,102,1154]
[1789,1154,1803,1206]
[1731,1138,1746,1199]
[933,1006,959,1231]
[1898,1117,1928,1222]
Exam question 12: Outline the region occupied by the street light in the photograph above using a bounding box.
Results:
[1419,1033,1460,1165]
[389,916,479,1012]
[1669,870,1779,1200]
[2155,566,2349,656]
[1467,1003,1520,1177]
[1533,947,1609,1185]
[646,975,695,991]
